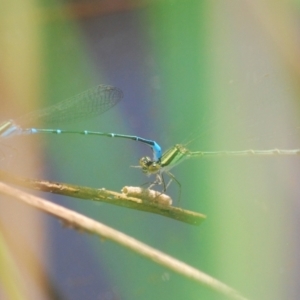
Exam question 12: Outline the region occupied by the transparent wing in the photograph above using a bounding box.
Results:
[19,85,123,126]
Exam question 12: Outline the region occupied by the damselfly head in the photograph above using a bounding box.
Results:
[139,156,161,174]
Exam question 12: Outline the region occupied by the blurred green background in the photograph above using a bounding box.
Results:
[1,1,300,299]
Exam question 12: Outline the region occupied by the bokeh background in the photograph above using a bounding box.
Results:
[1,1,300,299]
